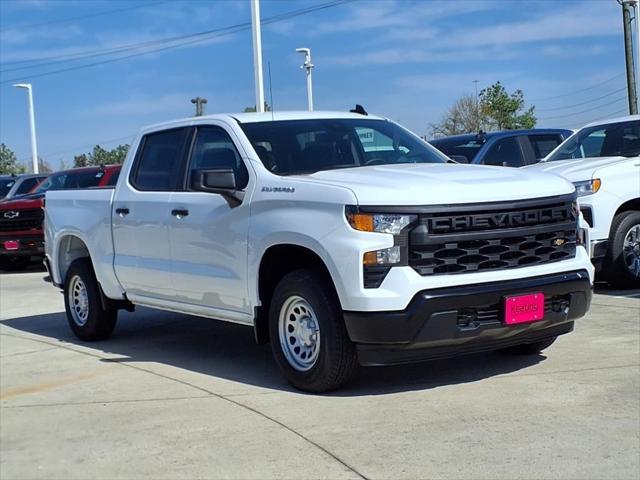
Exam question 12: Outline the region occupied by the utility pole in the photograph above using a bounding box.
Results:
[251,0,265,113]
[191,97,207,116]
[13,83,39,174]
[622,0,638,114]
[296,48,314,111]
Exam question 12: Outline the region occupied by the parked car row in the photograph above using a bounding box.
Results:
[0,165,121,270]
[430,115,640,287]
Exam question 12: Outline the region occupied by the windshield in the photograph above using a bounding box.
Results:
[547,120,640,161]
[429,137,484,163]
[0,178,16,198]
[240,119,447,175]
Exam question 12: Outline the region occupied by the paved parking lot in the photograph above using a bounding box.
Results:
[1,266,639,480]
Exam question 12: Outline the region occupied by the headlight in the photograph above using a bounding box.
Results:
[346,211,416,235]
[573,179,601,197]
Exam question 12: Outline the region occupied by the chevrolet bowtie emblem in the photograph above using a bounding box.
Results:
[552,238,566,247]
[3,211,19,219]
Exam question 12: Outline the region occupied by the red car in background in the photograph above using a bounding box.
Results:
[0,164,121,270]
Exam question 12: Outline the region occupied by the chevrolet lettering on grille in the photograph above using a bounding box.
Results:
[428,205,574,234]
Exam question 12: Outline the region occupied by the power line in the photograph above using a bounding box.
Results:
[0,1,169,33]
[530,73,626,103]
[536,87,627,112]
[538,96,627,121]
[0,0,355,78]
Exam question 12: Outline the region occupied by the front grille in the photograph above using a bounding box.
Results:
[0,208,43,232]
[409,196,577,276]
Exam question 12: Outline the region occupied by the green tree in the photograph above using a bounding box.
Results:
[479,81,536,130]
[430,94,483,137]
[73,144,129,168]
[0,144,26,174]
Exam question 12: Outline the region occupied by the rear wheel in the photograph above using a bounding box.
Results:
[605,211,640,288]
[268,269,358,393]
[64,259,117,341]
[499,336,557,355]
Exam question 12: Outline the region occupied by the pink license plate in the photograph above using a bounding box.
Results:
[3,240,19,251]
[504,293,545,324]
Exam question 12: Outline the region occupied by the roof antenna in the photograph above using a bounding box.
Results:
[268,61,275,121]
[350,104,368,116]
[191,97,207,117]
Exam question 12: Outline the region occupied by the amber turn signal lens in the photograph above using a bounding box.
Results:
[363,251,378,266]
[592,178,601,193]
[349,213,374,232]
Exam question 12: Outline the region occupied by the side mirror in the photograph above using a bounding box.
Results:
[449,155,469,164]
[191,168,244,206]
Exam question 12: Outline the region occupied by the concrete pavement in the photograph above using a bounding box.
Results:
[1,268,639,479]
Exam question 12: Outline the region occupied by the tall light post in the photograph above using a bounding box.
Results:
[250,0,265,113]
[296,48,314,111]
[13,83,39,174]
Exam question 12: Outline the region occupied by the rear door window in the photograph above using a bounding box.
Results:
[131,128,190,191]
[482,137,525,167]
[528,134,564,160]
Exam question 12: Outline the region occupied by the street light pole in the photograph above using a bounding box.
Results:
[622,0,638,114]
[296,48,314,111]
[251,0,265,113]
[13,83,39,174]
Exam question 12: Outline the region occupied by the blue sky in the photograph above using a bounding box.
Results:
[0,0,628,170]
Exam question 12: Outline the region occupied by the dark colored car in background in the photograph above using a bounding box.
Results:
[0,174,48,201]
[0,165,121,270]
[429,129,573,167]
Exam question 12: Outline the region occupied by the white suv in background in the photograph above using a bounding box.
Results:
[527,115,640,287]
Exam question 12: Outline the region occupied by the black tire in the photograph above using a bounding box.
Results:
[268,269,358,393]
[499,336,557,355]
[63,258,117,341]
[0,256,31,271]
[605,210,640,288]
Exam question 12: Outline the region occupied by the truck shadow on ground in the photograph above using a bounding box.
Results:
[1,308,547,396]
[593,282,640,298]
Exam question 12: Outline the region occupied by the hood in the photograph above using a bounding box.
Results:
[0,196,44,210]
[525,156,633,182]
[303,163,575,205]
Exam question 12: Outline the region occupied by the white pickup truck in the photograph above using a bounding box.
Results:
[45,111,594,392]
[526,115,640,287]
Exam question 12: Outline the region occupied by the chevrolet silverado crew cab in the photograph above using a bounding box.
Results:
[44,112,593,392]
[0,165,120,271]
[526,115,640,287]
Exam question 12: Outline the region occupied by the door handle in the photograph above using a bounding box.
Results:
[115,207,129,216]
[171,208,189,218]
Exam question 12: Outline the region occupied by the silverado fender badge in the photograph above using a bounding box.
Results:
[261,186,295,193]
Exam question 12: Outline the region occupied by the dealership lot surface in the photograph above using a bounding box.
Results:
[1,268,638,480]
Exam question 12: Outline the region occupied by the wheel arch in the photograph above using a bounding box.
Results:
[614,197,640,218]
[55,233,93,284]
[253,243,340,344]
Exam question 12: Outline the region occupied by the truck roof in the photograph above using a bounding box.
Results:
[583,114,640,128]
[430,128,572,144]
[141,110,386,133]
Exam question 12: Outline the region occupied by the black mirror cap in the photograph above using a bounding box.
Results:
[449,155,470,164]
[192,168,237,192]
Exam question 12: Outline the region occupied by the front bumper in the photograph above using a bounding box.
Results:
[343,269,591,366]
[0,235,44,257]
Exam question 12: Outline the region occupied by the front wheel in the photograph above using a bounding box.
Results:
[268,269,358,393]
[64,259,117,341]
[605,211,640,288]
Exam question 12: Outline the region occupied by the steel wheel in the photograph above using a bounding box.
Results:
[278,295,320,371]
[623,224,640,279]
[68,275,89,326]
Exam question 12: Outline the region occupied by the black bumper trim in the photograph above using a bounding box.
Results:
[343,270,591,366]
